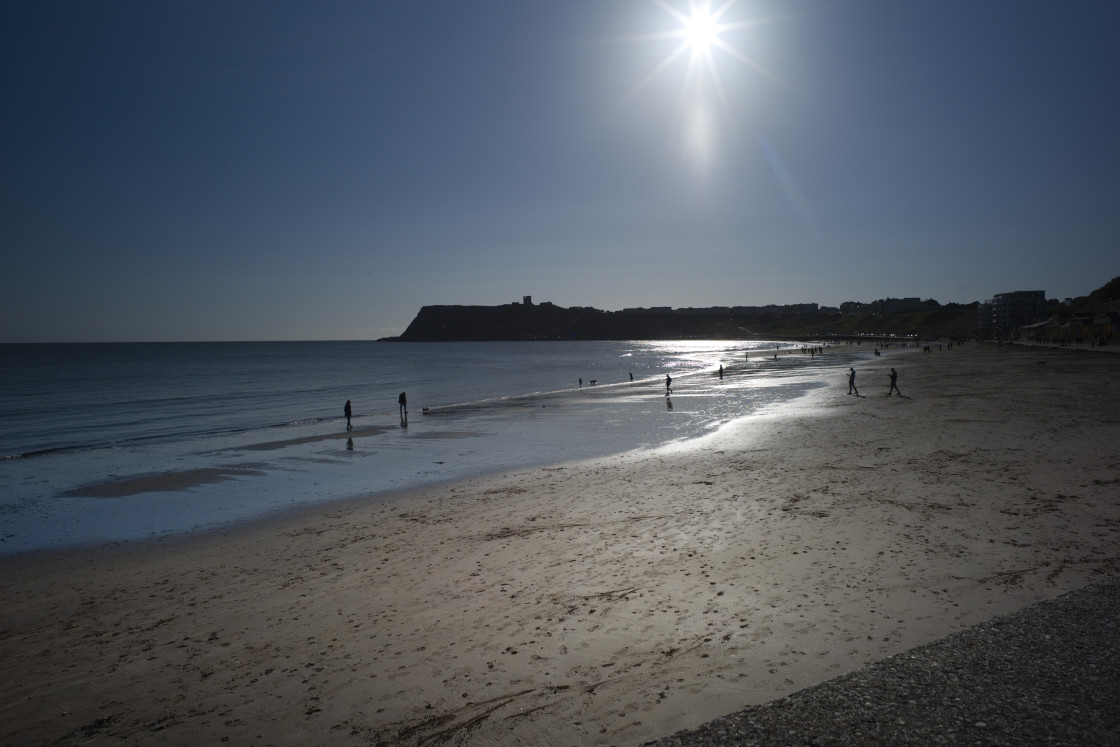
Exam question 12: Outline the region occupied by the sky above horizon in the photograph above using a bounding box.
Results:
[2,0,1118,342]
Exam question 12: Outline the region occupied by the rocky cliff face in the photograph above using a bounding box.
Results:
[388,303,741,341]
[383,302,982,341]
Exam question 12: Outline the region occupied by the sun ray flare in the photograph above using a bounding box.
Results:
[602,0,797,182]
[609,39,693,118]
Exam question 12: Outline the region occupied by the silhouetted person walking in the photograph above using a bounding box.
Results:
[718,365,723,380]
[398,391,407,417]
[848,367,859,396]
[344,399,352,431]
[888,368,902,396]
[665,374,672,395]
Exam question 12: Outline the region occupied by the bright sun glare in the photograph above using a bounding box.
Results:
[619,1,784,106]
[612,1,788,175]
[683,8,718,52]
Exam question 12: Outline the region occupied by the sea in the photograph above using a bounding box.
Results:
[0,340,861,555]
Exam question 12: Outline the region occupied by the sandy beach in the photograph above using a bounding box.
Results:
[2,343,1118,746]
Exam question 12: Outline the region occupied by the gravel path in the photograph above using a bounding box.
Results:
[652,578,1120,746]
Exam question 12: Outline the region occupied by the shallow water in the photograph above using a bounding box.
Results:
[0,340,863,553]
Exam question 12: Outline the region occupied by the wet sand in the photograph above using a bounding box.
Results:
[62,464,270,498]
[2,343,1118,745]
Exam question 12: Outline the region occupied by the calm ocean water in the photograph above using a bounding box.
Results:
[0,340,855,554]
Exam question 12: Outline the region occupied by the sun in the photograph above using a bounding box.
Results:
[683,7,718,52]
[624,0,784,102]
[608,0,788,171]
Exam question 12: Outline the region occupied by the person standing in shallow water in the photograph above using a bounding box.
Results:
[344,399,352,431]
[888,368,902,396]
[848,367,859,396]
[398,391,407,417]
[665,374,672,394]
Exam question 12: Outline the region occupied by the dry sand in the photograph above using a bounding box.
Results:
[2,343,1118,746]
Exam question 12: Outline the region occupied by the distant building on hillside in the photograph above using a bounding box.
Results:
[981,290,1046,335]
[977,302,994,335]
[878,297,922,314]
[781,303,820,314]
[840,297,921,315]
[994,290,1046,331]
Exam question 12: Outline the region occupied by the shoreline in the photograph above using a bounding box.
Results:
[1,342,840,556]
[1,342,843,560]
[2,343,1118,745]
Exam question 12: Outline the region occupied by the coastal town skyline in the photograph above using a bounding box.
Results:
[3,1,1117,342]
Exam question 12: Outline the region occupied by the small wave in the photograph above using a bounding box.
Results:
[0,442,123,461]
[1,418,312,461]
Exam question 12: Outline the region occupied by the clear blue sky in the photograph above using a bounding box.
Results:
[2,0,1117,342]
